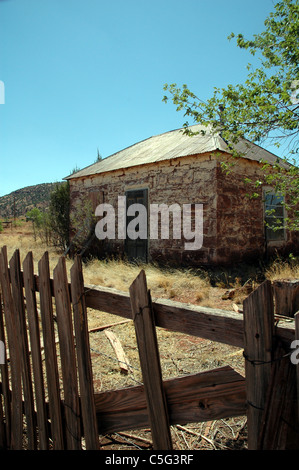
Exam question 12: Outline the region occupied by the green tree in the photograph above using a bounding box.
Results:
[95,147,102,163]
[70,197,96,254]
[163,0,299,230]
[49,182,70,251]
[26,207,43,241]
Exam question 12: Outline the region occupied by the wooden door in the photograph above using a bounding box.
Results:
[125,189,148,262]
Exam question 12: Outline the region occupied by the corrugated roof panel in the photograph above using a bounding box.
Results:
[66,124,283,180]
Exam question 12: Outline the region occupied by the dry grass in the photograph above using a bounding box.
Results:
[0,218,73,273]
[265,255,299,281]
[0,219,213,305]
[83,257,212,305]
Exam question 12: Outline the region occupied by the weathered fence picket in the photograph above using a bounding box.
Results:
[0,247,23,449]
[23,251,49,450]
[130,269,172,450]
[10,249,36,449]
[0,292,8,450]
[38,252,64,449]
[53,256,82,450]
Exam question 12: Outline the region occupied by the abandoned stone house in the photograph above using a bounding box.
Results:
[65,124,298,266]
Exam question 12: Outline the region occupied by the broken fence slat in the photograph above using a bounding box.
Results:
[89,319,131,333]
[129,269,173,451]
[70,256,100,450]
[104,330,133,374]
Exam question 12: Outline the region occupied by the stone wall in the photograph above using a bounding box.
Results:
[69,152,218,265]
[215,157,265,264]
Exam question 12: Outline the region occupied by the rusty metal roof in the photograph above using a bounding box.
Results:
[65,124,283,180]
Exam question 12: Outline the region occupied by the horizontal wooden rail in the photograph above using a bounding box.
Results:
[10,269,296,349]
[1,365,247,437]
[94,365,247,434]
[84,284,295,349]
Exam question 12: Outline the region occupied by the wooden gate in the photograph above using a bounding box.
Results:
[0,244,298,450]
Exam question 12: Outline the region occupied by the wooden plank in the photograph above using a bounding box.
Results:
[84,284,245,347]
[0,247,23,449]
[70,256,99,450]
[258,340,297,449]
[23,251,49,450]
[243,280,274,450]
[130,270,172,450]
[9,249,36,450]
[38,252,64,450]
[0,250,11,450]
[89,319,131,333]
[0,384,5,449]
[83,283,295,348]
[8,270,296,349]
[53,256,81,450]
[104,330,132,374]
[94,366,246,435]
[273,280,299,317]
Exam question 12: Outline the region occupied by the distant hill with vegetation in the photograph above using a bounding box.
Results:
[0,182,63,219]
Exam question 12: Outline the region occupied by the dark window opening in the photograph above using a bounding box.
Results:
[264,191,285,241]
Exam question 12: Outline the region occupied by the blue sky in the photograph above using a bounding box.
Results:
[0,0,277,197]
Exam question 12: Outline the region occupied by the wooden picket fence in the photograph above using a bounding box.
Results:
[0,245,298,450]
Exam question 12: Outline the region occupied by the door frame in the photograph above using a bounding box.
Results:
[124,187,149,262]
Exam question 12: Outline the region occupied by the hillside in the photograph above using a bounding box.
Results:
[0,182,63,219]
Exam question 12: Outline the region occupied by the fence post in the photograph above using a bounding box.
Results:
[273,280,299,317]
[129,270,173,450]
[243,280,274,450]
[257,339,297,449]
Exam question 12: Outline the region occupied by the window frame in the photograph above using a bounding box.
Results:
[263,188,286,242]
